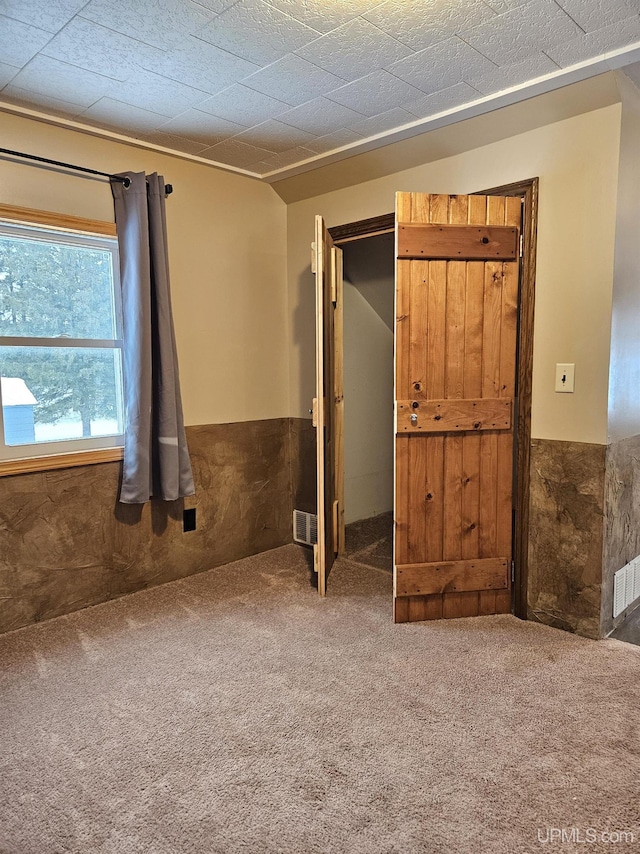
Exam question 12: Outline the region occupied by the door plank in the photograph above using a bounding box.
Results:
[426,260,447,401]
[394,597,410,622]
[396,261,411,406]
[478,253,502,560]
[444,592,485,618]
[424,253,447,564]
[396,557,509,596]
[429,193,449,223]
[442,201,466,564]
[396,398,512,432]
[395,436,410,566]
[463,196,487,565]
[425,434,445,562]
[442,195,473,616]
[408,434,428,564]
[478,196,506,612]
[409,261,429,399]
[397,223,518,260]
[412,593,443,621]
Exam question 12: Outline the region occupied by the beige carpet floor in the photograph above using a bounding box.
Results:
[1,545,639,854]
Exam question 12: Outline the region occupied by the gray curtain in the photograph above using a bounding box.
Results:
[110,171,195,504]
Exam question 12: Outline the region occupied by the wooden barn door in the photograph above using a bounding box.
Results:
[313,215,345,597]
[394,193,521,622]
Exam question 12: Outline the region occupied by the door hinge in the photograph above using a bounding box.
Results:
[511,560,515,583]
[311,397,318,428]
[332,499,339,555]
[311,241,317,274]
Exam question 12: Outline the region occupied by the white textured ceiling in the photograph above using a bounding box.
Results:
[1,0,640,178]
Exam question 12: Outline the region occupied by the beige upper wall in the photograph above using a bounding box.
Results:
[608,73,640,444]
[0,111,289,426]
[343,277,394,524]
[287,103,622,445]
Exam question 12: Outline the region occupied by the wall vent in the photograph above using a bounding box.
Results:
[613,557,640,618]
[293,510,318,546]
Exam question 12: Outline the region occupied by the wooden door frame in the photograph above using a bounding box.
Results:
[328,178,538,620]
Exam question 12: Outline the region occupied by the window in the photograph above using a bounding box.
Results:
[0,206,124,473]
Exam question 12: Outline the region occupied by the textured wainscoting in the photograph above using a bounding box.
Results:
[527,438,606,639]
[0,419,306,634]
[602,433,640,637]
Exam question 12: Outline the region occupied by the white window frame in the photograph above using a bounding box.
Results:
[0,205,124,476]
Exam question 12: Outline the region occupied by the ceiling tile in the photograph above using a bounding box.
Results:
[188,0,238,12]
[136,130,210,154]
[276,97,366,135]
[264,0,383,34]
[200,137,276,167]
[546,14,640,67]
[106,70,210,118]
[139,37,260,95]
[364,0,497,52]
[326,69,427,116]
[232,119,315,152]
[0,0,88,34]
[0,62,20,88]
[481,0,529,12]
[346,107,418,137]
[197,84,290,126]
[304,128,364,154]
[297,18,414,83]
[460,0,583,65]
[253,145,317,170]
[0,85,85,117]
[557,0,639,33]
[403,82,481,118]
[0,15,53,67]
[41,17,166,81]
[79,0,214,51]
[8,55,116,108]
[158,109,245,144]
[77,98,167,133]
[243,55,345,106]
[387,38,495,96]
[464,52,559,95]
[197,0,320,66]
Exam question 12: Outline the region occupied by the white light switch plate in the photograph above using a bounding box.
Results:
[555,363,575,393]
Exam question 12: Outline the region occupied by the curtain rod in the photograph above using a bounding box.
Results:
[0,147,173,195]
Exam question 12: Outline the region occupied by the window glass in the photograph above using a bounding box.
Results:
[0,228,118,339]
[0,347,123,445]
[0,217,123,462]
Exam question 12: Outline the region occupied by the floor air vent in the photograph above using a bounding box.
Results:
[293,510,318,546]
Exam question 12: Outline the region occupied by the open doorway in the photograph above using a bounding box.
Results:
[340,232,395,572]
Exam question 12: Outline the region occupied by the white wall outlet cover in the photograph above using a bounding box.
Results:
[555,363,575,393]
